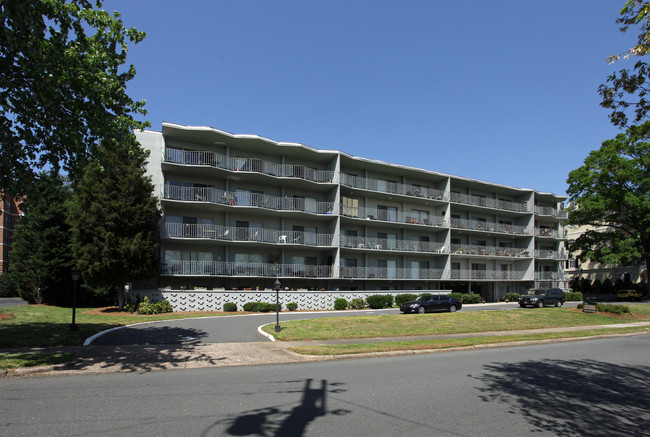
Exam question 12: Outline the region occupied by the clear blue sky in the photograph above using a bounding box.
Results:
[107,0,636,196]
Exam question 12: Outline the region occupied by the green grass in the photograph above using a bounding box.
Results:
[0,305,229,347]
[263,305,650,341]
[0,352,76,370]
[290,326,650,355]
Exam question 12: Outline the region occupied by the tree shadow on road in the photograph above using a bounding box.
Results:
[202,379,350,436]
[473,358,650,436]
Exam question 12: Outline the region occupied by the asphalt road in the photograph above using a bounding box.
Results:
[3,334,648,436]
[91,302,531,345]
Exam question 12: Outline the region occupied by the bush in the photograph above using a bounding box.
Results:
[286,302,298,311]
[243,302,279,312]
[223,302,237,312]
[0,274,17,297]
[597,303,630,315]
[395,294,417,306]
[564,291,583,301]
[366,294,393,309]
[349,298,365,309]
[461,293,481,304]
[138,296,157,315]
[334,298,348,310]
[501,292,520,302]
[156,300,173,313]
[448,292,463,301]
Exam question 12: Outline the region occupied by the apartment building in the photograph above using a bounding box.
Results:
[136,123,567,302]
[0,194,23,274]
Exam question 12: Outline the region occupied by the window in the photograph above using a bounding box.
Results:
[377,205,397,222]
[342,197,359,217]
[410,209,429,224]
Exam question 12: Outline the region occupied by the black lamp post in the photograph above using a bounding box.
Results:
[70,269,80,331]
[274,278,281,332]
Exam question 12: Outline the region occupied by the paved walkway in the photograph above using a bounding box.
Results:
[3,321,650,377]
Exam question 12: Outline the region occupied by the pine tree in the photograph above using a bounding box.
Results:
[68,135,160,308]
[9,173,72,304]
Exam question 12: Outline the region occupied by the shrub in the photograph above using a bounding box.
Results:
[223,302,237,312]
[244,302,272,312]
[366,294,393,309]
[395,294,417,306]
[286,302,298,311]
[155,300,173,313]
[597,303,630,315]
[0,274,17,297]
[349,298,365,309]
[564,291,583,301]
[138,296,157,315]
[501,292,520,302]
[334,298,348,310]
[461,293,481,304]
[448,292,463,301]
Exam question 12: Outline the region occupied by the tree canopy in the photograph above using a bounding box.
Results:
[0,0,147,197]
[566,122,650,291]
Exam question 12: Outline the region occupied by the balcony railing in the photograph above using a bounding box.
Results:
[163,261,332,278]
[450,244,529,257]
[338,266,444,280]
[534,206,567,218]
[534,228,561,238]
[340,174,447,201]
[450,192,529,212]
[165,148,335,183]
[164,185,336,214]
[534,249,566,260]
[450,218,529,235]
[340,235,445,253]
[340,205,446,227]
[534,272,564,280]
[449,270,527,280]
[163,223,335,246]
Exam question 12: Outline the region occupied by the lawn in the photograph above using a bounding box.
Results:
[262,305,650,341]
[0,305,229,347]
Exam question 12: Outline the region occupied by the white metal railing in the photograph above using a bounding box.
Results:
[340,235,446,253]
[449,270,527,280]
[534,249,566,260]
[449,192,529,213]
[450,244,529,257]
[163,223,335,246]
[534,271,564,280]
[340,174,447,201]
[338,266,444,280]
[449,218,529,235]
[534,206,567,218]
[534,228,561,238]
[163,261,332,278]
[340,204,446,227]
[165,148,335,183]
[164,185,336,215]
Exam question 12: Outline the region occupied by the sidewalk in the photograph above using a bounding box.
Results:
[3,321,650,378]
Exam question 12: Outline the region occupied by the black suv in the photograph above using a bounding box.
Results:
[519,288,565,308]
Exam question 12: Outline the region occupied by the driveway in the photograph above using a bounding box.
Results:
[0,297,28,307]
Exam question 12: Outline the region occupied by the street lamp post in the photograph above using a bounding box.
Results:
[274,279,281,332]
[70,270,80,331]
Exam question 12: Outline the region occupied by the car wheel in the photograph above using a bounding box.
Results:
[519,304,526,308]
[449,305,457,313]
[417,306,425,314]
[536,301,544,308]
[555,300,564,307]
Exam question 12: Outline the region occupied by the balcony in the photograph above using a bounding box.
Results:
[340,174,447,200]
[449,270,527,280]
[162,260,332,278]
[534,249,566,260]
[534,272,564,281]
[340,205,446,227]
[450,192,529,213]
[534,206,567,218]
[450,218,529,235]
[338,266,444,280]
[163,223,335,246]
[450,244,529,257]
[163,185,336,215]
[340,235,446,253]
[164,148,334,183]
[534,228,561,239]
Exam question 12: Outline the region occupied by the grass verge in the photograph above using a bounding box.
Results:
[0,352,76,370]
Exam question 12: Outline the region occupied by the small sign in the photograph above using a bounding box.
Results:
[583,304,597,314]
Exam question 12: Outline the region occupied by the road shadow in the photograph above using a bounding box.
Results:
[473,358,650,436]
[93,324,208,345]
[202,379,350,436]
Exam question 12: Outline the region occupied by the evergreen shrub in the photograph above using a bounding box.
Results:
[334,298,348,310]
[223,302,237,312]
[349,298,365,309]
[395,294,417,306]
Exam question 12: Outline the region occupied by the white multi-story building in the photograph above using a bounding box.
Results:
[136,123,567,302]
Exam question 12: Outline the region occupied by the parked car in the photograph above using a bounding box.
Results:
[519,288,565,308]
[400,294,462,314]
[617,289,644,301]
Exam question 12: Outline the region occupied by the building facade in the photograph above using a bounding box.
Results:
[136,123,567,302]
[0,194,23,274]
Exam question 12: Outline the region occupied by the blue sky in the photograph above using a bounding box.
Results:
[107,0,636,196]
